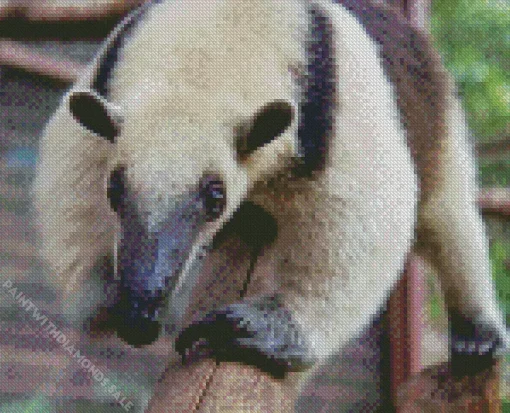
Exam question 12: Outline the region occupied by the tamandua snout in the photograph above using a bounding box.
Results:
[34,0,508,383]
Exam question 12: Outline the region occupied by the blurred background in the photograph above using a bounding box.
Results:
[0,0,507,411]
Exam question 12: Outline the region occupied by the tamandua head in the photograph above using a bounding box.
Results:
[69,90,295,346]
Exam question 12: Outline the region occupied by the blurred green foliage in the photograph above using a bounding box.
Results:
[431,0,509,140]
[479,160,510,187]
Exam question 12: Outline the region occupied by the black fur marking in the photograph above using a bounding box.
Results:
[295,5,336,176]
[93,1,161,98]
[69,92,120,141]
[212,201,277,251]
[237,101,294,160]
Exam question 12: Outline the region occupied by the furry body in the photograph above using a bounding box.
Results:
[34,0,507,404]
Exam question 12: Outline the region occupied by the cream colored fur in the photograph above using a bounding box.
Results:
[251,0,419,359]
[33,0,507,406]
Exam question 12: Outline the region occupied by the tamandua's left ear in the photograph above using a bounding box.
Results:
[236,100,295,160]
[69,90,123,142]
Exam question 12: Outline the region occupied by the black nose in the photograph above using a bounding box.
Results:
[116,314,161,347]
[115,289,165,347]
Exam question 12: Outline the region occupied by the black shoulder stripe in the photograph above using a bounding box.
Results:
[296,4,336,176]
[92,0,162,98]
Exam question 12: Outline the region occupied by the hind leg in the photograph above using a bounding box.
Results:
[417,101,507,375]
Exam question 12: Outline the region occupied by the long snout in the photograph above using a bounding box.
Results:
[115,205,203,346]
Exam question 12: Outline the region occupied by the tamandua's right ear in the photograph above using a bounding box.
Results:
[69,90,123,142]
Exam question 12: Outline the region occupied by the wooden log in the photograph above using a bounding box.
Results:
[477,139,510,157]
[147,359,302,413]
[479,188,510,217]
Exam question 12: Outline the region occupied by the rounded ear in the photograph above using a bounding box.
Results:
[69,90,123,142]
[236,100,295,160]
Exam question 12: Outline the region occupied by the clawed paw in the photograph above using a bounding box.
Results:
[450,313,502,376]
[175,297,315,377]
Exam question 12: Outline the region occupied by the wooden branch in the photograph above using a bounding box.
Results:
[388,256,426,404]
[0,0,144,39]
[0,39,84,83]
[389,276,410,402]
[477,139,510,157]
[0,0,143,22]
[0,1,18,19]
[479,188,510,217]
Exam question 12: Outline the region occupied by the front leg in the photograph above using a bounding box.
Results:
[176,295,315,378]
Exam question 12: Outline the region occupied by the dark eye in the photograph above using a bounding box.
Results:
[107,167,125,213]
[201,176,226,221]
